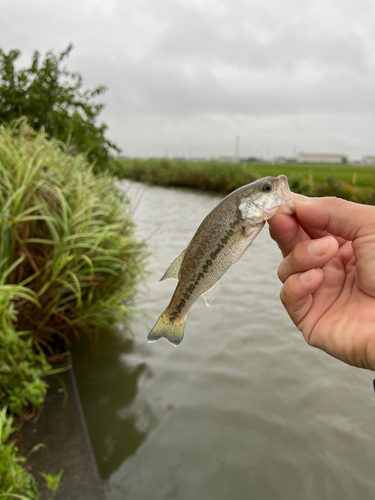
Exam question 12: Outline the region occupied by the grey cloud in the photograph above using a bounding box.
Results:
[1,0,375,157]
[96,53,375,118]
[154,13,370,74]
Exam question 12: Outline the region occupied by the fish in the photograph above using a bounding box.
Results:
[148,174,294,346]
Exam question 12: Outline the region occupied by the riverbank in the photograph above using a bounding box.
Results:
[19,361,106,500]
[114,158,375,204]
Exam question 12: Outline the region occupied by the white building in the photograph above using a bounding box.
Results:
[297,153,348,165]
[362,156,375,166]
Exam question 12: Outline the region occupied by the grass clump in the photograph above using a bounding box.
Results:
[0,121,146,345]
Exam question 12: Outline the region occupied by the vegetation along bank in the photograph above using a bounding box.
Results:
[115,158,375,205]
[0,123,146,497]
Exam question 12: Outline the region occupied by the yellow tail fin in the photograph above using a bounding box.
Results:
[147,312,186,346]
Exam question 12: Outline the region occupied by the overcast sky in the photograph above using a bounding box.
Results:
[1,0,375,160]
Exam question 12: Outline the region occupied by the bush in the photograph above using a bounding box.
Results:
[0,120,146,345]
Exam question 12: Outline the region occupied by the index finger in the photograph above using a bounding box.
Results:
[292,194,375,240]
[269,193,349,256]
[268,209,311,257]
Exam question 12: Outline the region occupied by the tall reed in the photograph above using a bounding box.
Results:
[0,121,147,346]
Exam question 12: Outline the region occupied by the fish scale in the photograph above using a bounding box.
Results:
[148,175,294,346]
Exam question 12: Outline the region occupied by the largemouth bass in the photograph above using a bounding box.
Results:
[148,175,294,346]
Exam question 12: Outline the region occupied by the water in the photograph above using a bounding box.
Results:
[73,181,375,500]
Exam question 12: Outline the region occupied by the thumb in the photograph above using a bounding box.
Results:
[293,195,375,241]
[294,195,375,297]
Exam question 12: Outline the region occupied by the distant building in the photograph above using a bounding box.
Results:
[362,156,375,166]
[297,153,348,165]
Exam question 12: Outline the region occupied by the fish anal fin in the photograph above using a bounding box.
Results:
[202,280,220,307]
[160,248,187,281]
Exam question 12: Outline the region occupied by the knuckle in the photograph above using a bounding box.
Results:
[279,282,292,307]
[303,330,316,347]
[293,241,308,265]
[279,288,287,307]
[277,263,285,283]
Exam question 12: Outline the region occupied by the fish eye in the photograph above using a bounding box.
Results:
[262,183,272,193]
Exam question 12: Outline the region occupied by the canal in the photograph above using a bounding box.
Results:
[73,181,375,500]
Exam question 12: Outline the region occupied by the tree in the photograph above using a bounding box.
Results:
[0,43,120,167]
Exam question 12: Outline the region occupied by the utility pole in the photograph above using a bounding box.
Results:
[235,134,240,161]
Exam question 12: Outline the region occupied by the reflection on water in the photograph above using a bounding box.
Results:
[73,337,152,478]
[73,182,375,500]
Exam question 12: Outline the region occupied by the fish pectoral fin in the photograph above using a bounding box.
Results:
[160,248,187,281]
[202,280,220,307]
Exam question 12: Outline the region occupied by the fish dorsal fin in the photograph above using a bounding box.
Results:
[160,248,187,281]
[202,280,220,307]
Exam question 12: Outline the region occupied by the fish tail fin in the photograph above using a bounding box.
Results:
[147,312,186,346]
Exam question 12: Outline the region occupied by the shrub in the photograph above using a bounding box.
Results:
[0,44,120,169]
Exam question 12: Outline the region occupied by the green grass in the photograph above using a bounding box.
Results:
[238,163,375,187]
[113,158,375,204]
[114,158,259,193]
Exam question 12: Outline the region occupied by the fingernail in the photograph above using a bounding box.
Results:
[300,269,314,282]
[308,237,330,257]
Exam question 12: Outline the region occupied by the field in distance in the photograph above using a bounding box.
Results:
[244,163,375,187]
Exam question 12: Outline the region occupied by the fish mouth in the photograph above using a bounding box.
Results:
[277,175,295,214]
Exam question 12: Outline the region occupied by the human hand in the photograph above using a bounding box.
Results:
[268,194,375,371]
